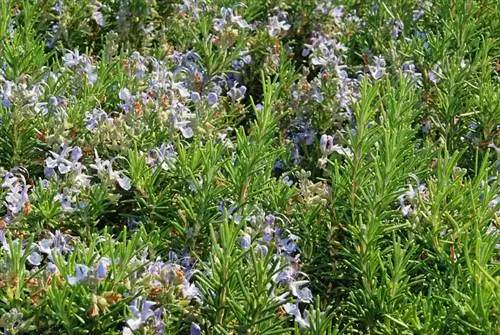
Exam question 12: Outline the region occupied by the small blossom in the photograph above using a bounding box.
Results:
[330,6,344,24]
[27,251,43,266]
[283,303,310,329]
[428,62,443,83]
[369,56,386,80]
[240,233,251,249]
[115,172,132,191]
[182,279,200,300]
[96,258,111,280]
[119,87,134,113]
[207,92,218,105]
[85,108,108,131]
[227,83,246,102]
[190,92,201,102]
[290,280,313,303]
[190,323,201,335]
[92,11,105,27]
[319,134,330,155]
[413,9,425,21]
[68,264,90,285]
[268,14,291,37]
[127,297,156,330]
[392,20,404,39]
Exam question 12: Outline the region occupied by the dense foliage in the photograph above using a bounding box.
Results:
[0,0,498,334]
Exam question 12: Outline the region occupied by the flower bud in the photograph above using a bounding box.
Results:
[319,134,328,155]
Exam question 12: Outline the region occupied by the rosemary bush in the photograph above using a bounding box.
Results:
[0,0,498,334]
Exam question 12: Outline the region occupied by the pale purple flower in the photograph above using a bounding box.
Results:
[51,0,64,14]
[91,151,132,190]
[265,214,276,226]
[178,0,202,19]
[319,134,330,155]
[0,231,10,255]
[119,87,134,113]
[402,62,421,79]
[45,24,60,49]
[34,102,49,115]
[241,53,252,64]
[240,233,251,249]
[256,244,268,257]
[4,185,29,215]
[63,50,81,68]
[68,264,90,285]
[45,149,73,175]
[48,96,58,106]
[488,196,499,209]
[290,280,313,303]
[392,20,404,39]
[71,146,83,162]
[47,262,59,273]
[428,62,443,83]
[213,8,249,31]
[268,15,291,37]
[413,9,425,21]
[38,230,73,258]
[229,11,250,29]
[207,92,218,105]
[56,192,75,212]
[182,279,200,300]
[37,239,53,256]
[130,52,148,79]
[63,50,97,84]
[314,2,329,16]
[310,86,324,103]
[227,83,246,102]
[283,303,310,328]
[114,171,132,191]
[282,175,293,186]
[27,251,42,266]
[2,172,17,189]
[175,120,194,138]
[190,323,201,335]
[96,257,111,280]
[277,230,300,254]
[127,298,156,330]
[89,150,110,172]
[369,56,386,80]
[85,108,108,131]
[401,204,412,217]
[92,11,105,27]
[459,58,467,69]
[191,92,201,102]
[213,16,227,31]
[153,308,166,335]
[330,6,344,24]
[0,80,14,108]
[80,57,98,85]
[2,172,30,215]
[422,119,431,134]
[311,45,338,66]
[147,143,177,171]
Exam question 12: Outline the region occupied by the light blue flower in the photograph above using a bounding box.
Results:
[127,297,156,330]
[68,264,90,285]
[283,303,310,329]
[290,280,313,303]
[27,251,42,266]
[92,11,105,27]
[190,323,201,335]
